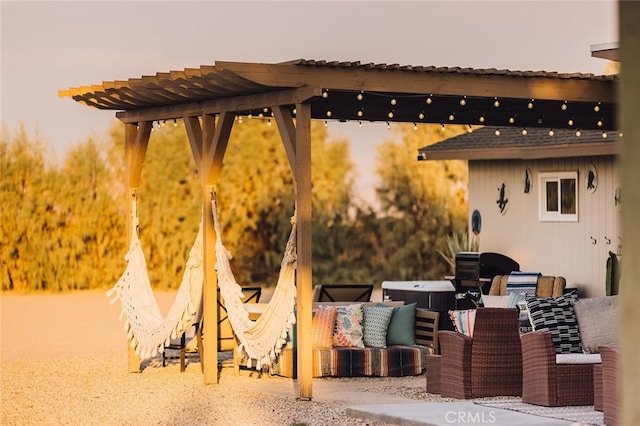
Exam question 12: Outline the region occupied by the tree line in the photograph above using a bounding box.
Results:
[1,119,469,293]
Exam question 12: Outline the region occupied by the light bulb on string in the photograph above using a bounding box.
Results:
[602,131,608,139]
[358,121,362,129]
[619,132,624,138]
[386,121,390,129]
[568,118,574,126]
[388,111,394,119]
[413,122,418,130]
[357,110,364,117]
[467,124,473,133]
[597,120,603,127]
[263,107,269,113]
[549,129,555,136]
[460,97,467,106]
[173,119,178,127]
[324,120,328,128]
[238,116,243,124]
[418,112,425,120]
[576,129,581,137]
[493,98,500,108]
[292,108,297,115]
[248,113,253,119]
[448,114,455,121]
[527,100,534,109]
[426,96,433,104]
[479,115,485,123]
[322,90,328,98]
[440,124,446,132]
[267,119,271,126]
[495,128,501,136]
[508,117,515,124]
[391,98,397,106]
[357,92,363,101]
[522,128,528,135]
[326,110,332,117]
[594,103,601,112]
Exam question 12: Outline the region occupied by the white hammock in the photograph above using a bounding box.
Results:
[107,193,297,368]
[107,197,204,359]
[211,194,297,369]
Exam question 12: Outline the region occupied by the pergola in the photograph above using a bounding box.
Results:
[60,57,618,398]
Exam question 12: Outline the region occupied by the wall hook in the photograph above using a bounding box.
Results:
[604,236,611,245]
[590,237,597,244]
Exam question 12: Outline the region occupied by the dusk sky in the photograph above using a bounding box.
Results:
[2,1,618,201]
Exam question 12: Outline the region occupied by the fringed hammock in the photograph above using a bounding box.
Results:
[107,191,297,370]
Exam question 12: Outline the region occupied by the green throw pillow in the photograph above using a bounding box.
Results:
[386,302,417,346]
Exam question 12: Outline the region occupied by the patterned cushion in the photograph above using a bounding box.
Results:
[448,309,477,337]
[362,305,394,348]
[312,307,338,348]
[573,296,618,353]
[526,292,582,354]
[387,303,417,346]
[332,304,365,348]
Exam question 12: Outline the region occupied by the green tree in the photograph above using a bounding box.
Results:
[374,123,470,281]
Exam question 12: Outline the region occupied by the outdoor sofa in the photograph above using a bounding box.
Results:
[270,301,439,378]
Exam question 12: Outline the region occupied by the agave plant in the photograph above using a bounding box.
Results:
[437,231,480,273]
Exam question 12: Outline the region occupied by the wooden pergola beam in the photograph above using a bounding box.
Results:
[115,86,322,123]
[216,61,616,104]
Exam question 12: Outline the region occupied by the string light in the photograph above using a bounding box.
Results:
[322,90,328,98]
[358,121,362,128]
[413,122,418,130]
[522,128,528,135]
[493,97,500,108]
[263,107,269,113]
[619,132,624,138]
[576,129,581,137]
[357,110,364,117]
[602,131,608,139]
[459,96,467,106]
[568,118,574,126]
[388,111,394,119]
[326,110,332,117]
[160,120,166,127]
[267,119,271,126]
[549,129,555,136]
[386,121,390,129]
[594,103,601,112]
[561,102,568,111]
[390,98,397,106]
[479,115,485,123]
[448,113,455,121]
[527,100,534,109]
[426,96,433,104]
[467,124,473,133]
[324,120,328,128]
[597,120,603,127]
[495,128,501,136]
[357,92,364,101]
[418,112,425,120]
[173,119,178,127]
[238,116,243,124]
[440,124,446,132]
[508,117,515,124]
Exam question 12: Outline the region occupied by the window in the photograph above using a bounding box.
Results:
[538,172,578,222]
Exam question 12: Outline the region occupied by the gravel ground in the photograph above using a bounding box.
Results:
[0,292,455,426]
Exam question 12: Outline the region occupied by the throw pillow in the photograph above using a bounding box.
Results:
[526,292,582,354]
[448,309,477,337]
[573,295,618,353]
[333,304,365,348]
[387,303,417,346]
[362,305,394,348]
[312,307,338,348]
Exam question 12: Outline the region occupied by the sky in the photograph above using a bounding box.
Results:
[1,0,618,203]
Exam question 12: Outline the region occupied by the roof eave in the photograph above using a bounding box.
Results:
[420,142,620,161]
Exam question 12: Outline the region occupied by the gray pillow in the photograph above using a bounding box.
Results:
[573,296,618,353]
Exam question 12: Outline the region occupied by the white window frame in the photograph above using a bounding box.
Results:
[538,171,578,222]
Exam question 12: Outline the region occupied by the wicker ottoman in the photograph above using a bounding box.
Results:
[426,354,441,394]
[593,363,603,412]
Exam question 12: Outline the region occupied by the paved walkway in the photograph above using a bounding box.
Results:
[346,402,573,425]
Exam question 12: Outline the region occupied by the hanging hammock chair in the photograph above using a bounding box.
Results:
[107,190,297,369]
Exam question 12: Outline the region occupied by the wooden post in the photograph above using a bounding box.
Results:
[294,102,313,399]
[123,121,151,373]
[619,2,640,424]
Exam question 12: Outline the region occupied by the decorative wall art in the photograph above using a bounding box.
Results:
[523,168,532,194]
[496,182,509,215]
[586,164,597,194]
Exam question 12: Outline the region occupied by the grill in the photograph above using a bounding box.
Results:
[454,252,520,294]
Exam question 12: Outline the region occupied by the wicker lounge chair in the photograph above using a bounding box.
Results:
[439,307,522,399]
[600,345,620,426]
[520,331,597,406]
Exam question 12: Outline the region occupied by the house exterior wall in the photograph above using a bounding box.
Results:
[468,156,620,297]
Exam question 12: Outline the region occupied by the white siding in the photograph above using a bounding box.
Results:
[469,156,620,297]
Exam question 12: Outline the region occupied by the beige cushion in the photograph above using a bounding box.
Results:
[573,296,618,353]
